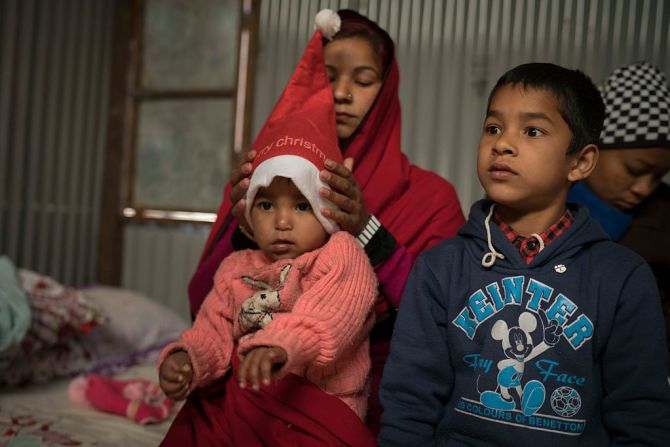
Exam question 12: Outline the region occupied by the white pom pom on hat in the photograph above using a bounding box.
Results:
[314,9,341,40]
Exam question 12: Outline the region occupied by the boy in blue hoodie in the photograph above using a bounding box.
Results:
[379,63,670,446]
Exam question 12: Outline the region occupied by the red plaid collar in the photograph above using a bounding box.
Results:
[493,209,574,265]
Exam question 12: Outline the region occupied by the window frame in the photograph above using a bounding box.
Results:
[99,0,259,284]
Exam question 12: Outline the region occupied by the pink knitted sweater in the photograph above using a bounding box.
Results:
[160,231,378,419]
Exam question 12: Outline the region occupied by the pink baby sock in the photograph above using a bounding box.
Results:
[69,374,174,424]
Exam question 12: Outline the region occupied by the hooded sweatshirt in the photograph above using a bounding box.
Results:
[379,200,670,447]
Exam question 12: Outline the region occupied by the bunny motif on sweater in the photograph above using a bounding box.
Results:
[238,264,291,333]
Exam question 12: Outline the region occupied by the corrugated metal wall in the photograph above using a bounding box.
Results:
[122,223,208,318]
[253,0,670,211]
[0,0,113,285]
[147,0,667,319]
[2,0,668,320]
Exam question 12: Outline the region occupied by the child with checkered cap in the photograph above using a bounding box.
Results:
[569,62,670,373]
[379,62,670,446]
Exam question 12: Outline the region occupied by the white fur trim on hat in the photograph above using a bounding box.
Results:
[314,9,341,40]
[245,155,340,235]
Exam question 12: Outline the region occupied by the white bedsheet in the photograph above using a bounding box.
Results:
[0,362,176,446]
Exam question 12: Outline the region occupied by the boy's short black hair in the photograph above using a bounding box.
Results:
[487,63,605,154]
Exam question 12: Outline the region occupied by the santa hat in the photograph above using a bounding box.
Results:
[599,62,670,149]
[245,10,343,235]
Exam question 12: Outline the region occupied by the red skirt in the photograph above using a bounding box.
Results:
[160,356,376,447]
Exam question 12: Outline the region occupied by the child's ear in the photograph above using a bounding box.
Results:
[567,143,599,182]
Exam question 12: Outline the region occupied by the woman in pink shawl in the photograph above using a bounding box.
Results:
[182,9,465,443]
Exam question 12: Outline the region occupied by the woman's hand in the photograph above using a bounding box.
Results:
[237,346,288,391]
[319,157,369,235]
[159,350,193,400]
[230,150,256,236]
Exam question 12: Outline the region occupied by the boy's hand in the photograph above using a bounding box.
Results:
[237,346,288,391]
[159,350,193,400]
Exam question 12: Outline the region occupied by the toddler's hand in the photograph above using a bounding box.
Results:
[159,350,193,400]
[237,346,288,392]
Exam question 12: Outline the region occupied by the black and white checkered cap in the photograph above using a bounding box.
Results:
[599,62,670,149]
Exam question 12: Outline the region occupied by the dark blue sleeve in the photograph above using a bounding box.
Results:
[378,254,453,446]
[602,262,670,446]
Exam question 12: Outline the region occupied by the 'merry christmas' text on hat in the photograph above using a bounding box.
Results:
[245,10,343,235]
[599,62,670,149]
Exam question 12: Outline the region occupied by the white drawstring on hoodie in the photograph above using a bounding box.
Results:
[481,204,545,268]
[482,205,505,268]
